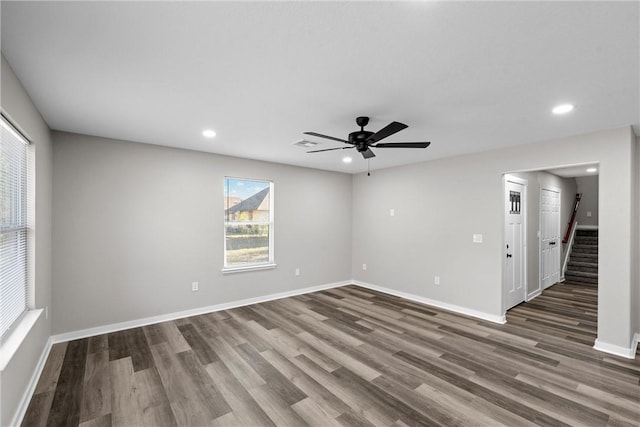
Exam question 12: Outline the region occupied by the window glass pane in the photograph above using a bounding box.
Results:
[225,224,269,266]
[0,229,27,335]
[224,177,273,268]
[0,117,29,338]
[224,178,270,223]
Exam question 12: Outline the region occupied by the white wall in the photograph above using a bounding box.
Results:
[352,126,638,351]
[576,175,599,226]
[52,132,352,334]
[0,56,53,426]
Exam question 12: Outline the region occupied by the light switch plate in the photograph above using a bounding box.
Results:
[473,234,483,243]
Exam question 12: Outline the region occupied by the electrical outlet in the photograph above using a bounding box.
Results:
[295,268,300,276]
[192,281,199,292]
[587,211,592,217]
[473,234,483,243]
[362,263,367,271]
[434,276,440,285]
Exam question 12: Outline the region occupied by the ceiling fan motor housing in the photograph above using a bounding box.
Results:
[349,130,374,151]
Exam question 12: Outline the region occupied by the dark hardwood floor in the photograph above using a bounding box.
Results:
[23,282,640,426]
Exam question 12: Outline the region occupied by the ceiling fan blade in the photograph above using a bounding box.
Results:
[307,146,353,153]
[374,142,431,149]
[361,148,376,159]
[366,121,408,143]
[303,132,350,144]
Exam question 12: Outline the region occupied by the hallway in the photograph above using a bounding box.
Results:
[507,281,599,347]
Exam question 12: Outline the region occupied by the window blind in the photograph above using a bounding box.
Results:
[1,116,29,338]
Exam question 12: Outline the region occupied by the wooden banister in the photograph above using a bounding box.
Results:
[563,193,582,243]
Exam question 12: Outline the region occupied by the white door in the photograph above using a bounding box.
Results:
[541,188,561,288]
[504,177,526,310]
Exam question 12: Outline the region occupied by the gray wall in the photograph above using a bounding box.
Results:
[1,56,53,426]
[352,126,638,350]
[511,171,577,298]
[575,175,599,226]
[52,132,352,334]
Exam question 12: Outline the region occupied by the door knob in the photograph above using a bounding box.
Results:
[506,253,512,258]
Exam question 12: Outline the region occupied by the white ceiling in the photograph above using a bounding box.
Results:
[545,163,599,178]
[1,1,638,174]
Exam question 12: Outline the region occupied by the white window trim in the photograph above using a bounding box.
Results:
[0,309,43,371]
[0,113,38,371]
[222,177,274,272]
[221,263,277,274]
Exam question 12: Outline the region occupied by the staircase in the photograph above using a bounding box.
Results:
[565,229,598,285]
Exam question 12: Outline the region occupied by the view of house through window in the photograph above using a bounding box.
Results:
[224,177,273,268]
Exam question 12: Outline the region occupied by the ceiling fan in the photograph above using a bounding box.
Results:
[305,116,431,159]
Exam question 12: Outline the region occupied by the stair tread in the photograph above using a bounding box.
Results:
[568,261,598,267]
[564,278,598,284]
[565,271,598,278]
[565,276,598,280]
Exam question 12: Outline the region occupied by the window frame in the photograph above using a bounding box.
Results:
[222,177,275,273]
[0,114,33,342]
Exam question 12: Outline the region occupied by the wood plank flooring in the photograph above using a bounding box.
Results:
[22,283,640,426]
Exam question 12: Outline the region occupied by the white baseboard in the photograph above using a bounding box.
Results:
[352,280,506,324]
[527,289,542,301]
[576,225,598,230]
[10,336,53,427]
[51,280,350,343]
[593,338,638,359]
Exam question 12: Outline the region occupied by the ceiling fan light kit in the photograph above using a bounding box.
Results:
[304,116,431,160]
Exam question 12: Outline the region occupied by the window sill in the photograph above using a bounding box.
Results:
[222,263,277,274]
[0,309,43,371]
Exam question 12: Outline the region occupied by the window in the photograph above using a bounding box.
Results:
[223,177,274,270]
[1,116,31,338]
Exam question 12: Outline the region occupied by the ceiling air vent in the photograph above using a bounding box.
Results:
[292,139,320,148]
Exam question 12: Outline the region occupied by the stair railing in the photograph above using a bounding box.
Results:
[563,193,582,243]
[561,221,578,281]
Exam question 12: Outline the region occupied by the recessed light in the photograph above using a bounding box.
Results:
[342,157,352,164]
[552,104,574,115]
[202,129,216,138]
[586,167,597,173]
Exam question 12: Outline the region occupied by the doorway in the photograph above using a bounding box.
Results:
[540,187,561,289]
[502,163,600,339]
[504,175,527,310]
